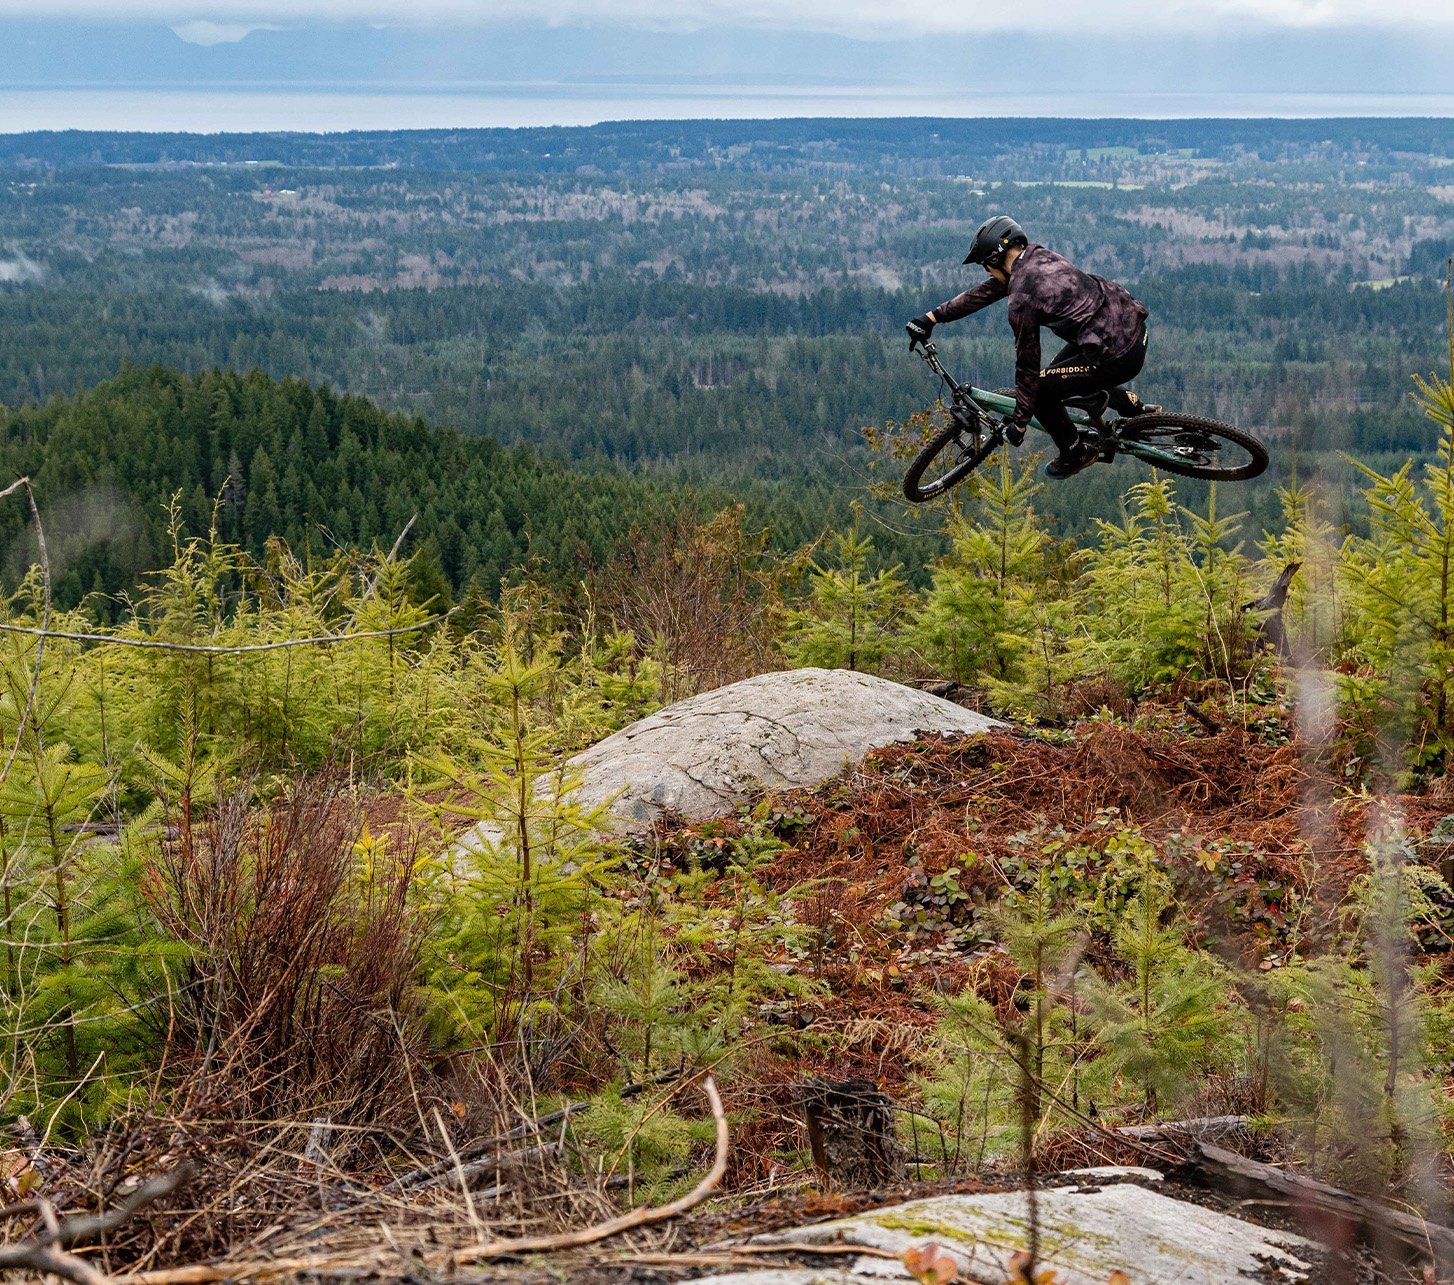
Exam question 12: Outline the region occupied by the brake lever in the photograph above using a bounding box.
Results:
[967,408,1018,447]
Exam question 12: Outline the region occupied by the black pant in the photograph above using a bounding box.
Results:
[1033,326,1149,453]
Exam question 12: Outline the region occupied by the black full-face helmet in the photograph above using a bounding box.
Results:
[964,215,1028,268]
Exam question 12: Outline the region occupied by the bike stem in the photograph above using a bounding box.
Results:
[916,341,965,398]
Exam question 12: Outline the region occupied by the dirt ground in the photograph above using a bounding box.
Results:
[634,706,1454,1194]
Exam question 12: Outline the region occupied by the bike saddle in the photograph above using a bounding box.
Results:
[1062,390,1111,418]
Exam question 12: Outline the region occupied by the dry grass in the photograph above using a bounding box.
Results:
[590,505,781,703]
[141,772,434,1147]
[1,775,721,1281]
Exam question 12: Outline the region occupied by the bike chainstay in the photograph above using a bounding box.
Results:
[1100,415,1223,468]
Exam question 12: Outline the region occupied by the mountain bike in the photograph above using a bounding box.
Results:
[902,341,1269,502]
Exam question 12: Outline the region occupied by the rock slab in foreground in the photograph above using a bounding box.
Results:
[691,1182,1315,1284]
[564,668,1001,832]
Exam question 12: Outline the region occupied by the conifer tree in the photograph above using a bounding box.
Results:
[907,452,1064,707]
[1076,477,1250,692]
[1337,361,1454,775]
[412,621,618,1050]
[1082,861,1237,1116]
[779,504,910,673]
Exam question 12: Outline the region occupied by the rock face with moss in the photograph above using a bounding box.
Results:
[692,1177,1316,1284]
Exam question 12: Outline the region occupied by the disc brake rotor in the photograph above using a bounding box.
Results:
[1170,432,1218,463]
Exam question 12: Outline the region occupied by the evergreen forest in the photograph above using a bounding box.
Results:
[4,117,1454,554]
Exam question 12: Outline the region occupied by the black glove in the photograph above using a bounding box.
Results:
[1005,419,1026,448]
[905,313,936,349]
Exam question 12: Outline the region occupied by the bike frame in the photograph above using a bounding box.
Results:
[915,341,1205,473]
[917,342,1094,434]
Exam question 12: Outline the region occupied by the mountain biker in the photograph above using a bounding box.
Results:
[905,215,1156,479]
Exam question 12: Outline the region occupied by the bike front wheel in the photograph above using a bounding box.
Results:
[1116,413,1269,481]
[903,419,1000,502]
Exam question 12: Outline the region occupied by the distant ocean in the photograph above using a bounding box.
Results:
[4,86,1454,133]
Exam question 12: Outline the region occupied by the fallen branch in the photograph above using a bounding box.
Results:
[1116,1114,1248,1142]
[619,1245,895,1269]
[452,1075,728,1263]
[1180,698,1221,736]
[695,1240,900,1260]
[1178,1141,1454,1271]
[0,1239,108,1285]
[117,1256,370,1284]
[0,1163,194,1285]
[620,1251,794,1269]
[121,1243,888,1284]
[425,1142,563,1198]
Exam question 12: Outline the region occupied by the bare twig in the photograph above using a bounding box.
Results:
[0,609,458,655]
[433,1107,484,1237]
[0,1239,109,1285]
[385,515,417,567]
[359,515,419,602]
[381,1073,674,1195]
[49,1164,195,1247]
[452,1076,729,1263]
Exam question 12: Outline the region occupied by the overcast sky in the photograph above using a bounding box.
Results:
[5,0,1454,36]
[6,0,1454,129]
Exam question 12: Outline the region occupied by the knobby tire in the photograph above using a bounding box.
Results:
[1117,413,1269,481]
[902,419,999,502]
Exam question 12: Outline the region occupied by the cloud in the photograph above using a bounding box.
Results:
[172,19,280,44]
[10,0,1454,34]
[0,253,44,284]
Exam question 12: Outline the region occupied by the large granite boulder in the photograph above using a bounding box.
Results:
[458,668,1001,848]
[562,667,1001,831]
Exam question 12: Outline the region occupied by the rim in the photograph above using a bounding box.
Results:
[912,428,988,496]
[920,433,977,490]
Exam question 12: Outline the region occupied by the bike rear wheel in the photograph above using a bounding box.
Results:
[903,418,1000,502]
[1116,413,1268,481]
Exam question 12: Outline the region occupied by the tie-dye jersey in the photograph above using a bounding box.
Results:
[933,244,1149,425]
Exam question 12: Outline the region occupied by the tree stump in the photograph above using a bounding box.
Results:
[798,1077,902,1189]
[1242,560,1301,657]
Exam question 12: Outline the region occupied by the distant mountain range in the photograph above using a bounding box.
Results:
[5,18,1454,97]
